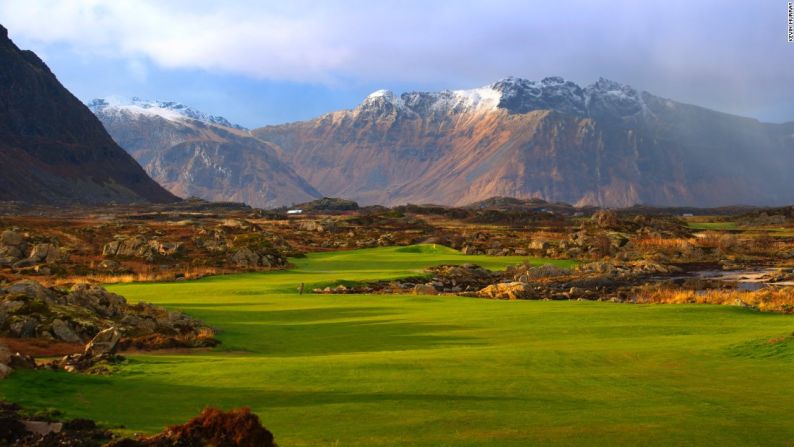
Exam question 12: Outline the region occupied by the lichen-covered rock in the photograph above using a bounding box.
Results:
[4,280,51,300]
[51,319,81,343]
[0,230,23,247]
[232,247,260,267]
[0,280,219,351]
[27,243,61,263]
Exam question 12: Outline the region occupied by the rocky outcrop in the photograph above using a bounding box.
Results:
[0,280,218,350]
[0,25,177,205]
[102,235,183,262]
[0,343,36,380]
[0,401,115,446]
[53,327,123,374]
[0,230,64,270]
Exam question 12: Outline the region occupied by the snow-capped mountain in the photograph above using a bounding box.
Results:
[352,76,645,119]
[87,97,247,131]
[253,76,794,207]
[89,97,319,208]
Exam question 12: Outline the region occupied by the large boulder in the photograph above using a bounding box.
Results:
[4,280,53,301]
[0,231,28,266]
[0,364,12,380]
[27,243,61,263]
[66,284,127,318]
[593,209,620,228]
[9,318,36,338]
[84,327,121,357]
[0,230,23,247]
[102,235,163,261]
[0,344,11,365]
[232,247,260,267]
[51,319,81,343]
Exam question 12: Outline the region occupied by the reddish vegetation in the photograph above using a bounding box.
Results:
[111,407,276,447]
[0,337,82,357]
[0,402,275,447]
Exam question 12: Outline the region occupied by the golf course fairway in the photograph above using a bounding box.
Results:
[1,245,793,446]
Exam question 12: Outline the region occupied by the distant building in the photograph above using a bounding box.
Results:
[287,209,303,215]
[682,213,694,217]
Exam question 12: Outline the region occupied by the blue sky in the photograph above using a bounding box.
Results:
[1,0,792,128]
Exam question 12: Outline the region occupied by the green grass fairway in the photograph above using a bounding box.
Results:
[2,245,794,446]
[686,221,739,231]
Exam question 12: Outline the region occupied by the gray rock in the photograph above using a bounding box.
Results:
[0,245,24,260]
[84,327,121,357]
[0,363,12,380]
[28,243,60,263]
[1,230,23,246]
[10,318,36,338]
[0,344,11,365]
[52,319,82,343]
[101,240,120,257]
[232,247,260,267]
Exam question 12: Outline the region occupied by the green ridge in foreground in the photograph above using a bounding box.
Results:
[2,245,794,446]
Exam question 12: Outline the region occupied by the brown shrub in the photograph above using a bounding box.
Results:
[109,407,275,447]
[696,231,738,252]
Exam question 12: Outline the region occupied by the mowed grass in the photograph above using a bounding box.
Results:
[687,221,739,231]
[2,245,794,446]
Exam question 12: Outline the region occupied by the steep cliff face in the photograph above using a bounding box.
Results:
[254,77,794,207]
[90,98,320,208]
[0,25,177,205]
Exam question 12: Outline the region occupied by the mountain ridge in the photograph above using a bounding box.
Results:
[252,76,794,208]
[90,97,320,208]
[0,24,178,205]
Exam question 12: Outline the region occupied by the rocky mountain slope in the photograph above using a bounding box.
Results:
[0,25,177,205]
[253,76,794,207]
[90,98,320,208]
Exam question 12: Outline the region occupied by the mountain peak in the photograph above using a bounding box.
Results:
[366,89,397,100]
[87,97,247,130]
[584,78,645,116]
[541,76,567,85]
[353,76,650,119]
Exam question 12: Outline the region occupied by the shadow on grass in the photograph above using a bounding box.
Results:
[0,369,524,433]
[199,306,480,355]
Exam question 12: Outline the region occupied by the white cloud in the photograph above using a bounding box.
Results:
[1,0,792,124]
[0,0,356,82]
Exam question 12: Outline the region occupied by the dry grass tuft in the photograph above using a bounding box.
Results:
[633,285,794,313]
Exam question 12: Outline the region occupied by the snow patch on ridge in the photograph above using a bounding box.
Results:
[87,97,247,130]
[358,76,648,118]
